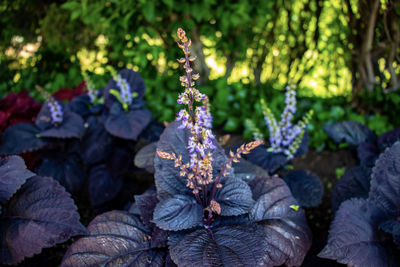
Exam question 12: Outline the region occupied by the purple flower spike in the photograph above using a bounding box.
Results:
[113,74,132,105]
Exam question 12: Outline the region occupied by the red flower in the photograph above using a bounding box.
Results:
[53,81,86,102]
[0,91,42,135]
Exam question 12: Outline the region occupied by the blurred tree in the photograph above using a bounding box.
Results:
[343,0,400,94]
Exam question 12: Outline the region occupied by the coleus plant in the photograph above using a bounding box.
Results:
[324,120,400,211]
[319,141,400,266]
[0,155,87,265]
[245,86,323,208]
[0,70,155,207]
[61,28,312,267]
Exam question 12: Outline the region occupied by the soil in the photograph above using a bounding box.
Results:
[13,133,359,267]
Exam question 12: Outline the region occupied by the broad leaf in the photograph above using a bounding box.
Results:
[357,141,379,167]
[324,121,376,146]
[244,145,288,174]
[284,170,324,208]
[231,158,269,182]
[319,198,395,266]
[368,141,400,222]
[88,164,123,206]
[214,177,254,216]
[39,112,85,139]
[134,141,157,173]
[331,165,371,212]
[38,156,84,193]
[155,121,228,200]
[80,116,111,165]
[0,156,35,204]
[0,176,87,265]
[249,176,301,222]
[134,187,158,229]
[169,224,266,266]
[378,127,400,152]
[379,219,400,238]
[69,94,104,118]
[153,194,203,231]
[0,123,49,154]
[105,105,151,140]
[61,211,166,267]
[248,176,312,266]
[139,120,165,143]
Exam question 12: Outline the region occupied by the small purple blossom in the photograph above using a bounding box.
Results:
[113,74,132,105]
[47,100,63,124]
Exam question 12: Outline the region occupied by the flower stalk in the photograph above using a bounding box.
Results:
[157,28,262,221]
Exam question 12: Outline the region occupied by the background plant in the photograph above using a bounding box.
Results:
[1,0,399,150]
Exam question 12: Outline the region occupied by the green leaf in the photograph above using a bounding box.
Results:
[142,2,155,22]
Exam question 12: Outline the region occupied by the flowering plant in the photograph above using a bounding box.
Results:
[61,28,311,267]
[247,85,313,160]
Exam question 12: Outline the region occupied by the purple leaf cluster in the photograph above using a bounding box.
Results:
[0,69,157,207]
[319,141,400,265]
[327,121,400,210]
[62,28,312,267]
[0,155,87,265]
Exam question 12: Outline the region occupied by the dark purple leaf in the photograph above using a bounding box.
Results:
[318,198,395,266]
[151,227,168,248]
[135,188,168,248]
[135,187,158,229]
[61,211,165,267]
[214,177,254,216]
[105,105,151,140]
[155,121,228,200]
[38,156,84,193]
[248,176,312,266]
[139,120,165,143]
[378,127,400,152]
[103,68,146,109]
[284,170,324,208]
[69,94,103,118]
[80,116,111,165]
[324,120,376,146]
[0,176,87,265]
[88,164,123,206]
[0,156,35,204]
[153,194,203,231]
[249,176,302,222]
[368,141,400,222]
[379,219,400,238]
[134,142,157,173]
[231,158,269,182]
[331,165,371,212]
[357,141,379,167]
[244,145,288,174]
[0,123,49,155]
[248,175,277,201]
[39,112,84,139]
[105,138,134,177]
[169,224,266,266]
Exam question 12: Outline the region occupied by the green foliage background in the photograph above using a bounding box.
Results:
[1,0,399,149]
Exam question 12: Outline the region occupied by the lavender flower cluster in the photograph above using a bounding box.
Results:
[249,85,313,159]
[36,85,63,125]
[113,74,132,105]
[174,28,216,186]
